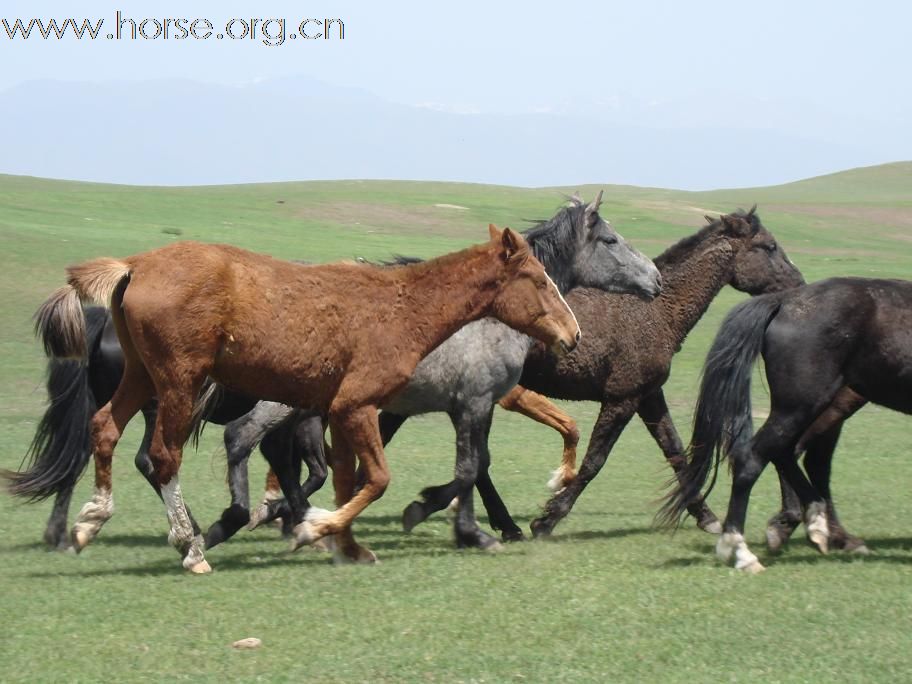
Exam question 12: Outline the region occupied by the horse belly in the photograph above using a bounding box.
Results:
[211,340,343,410]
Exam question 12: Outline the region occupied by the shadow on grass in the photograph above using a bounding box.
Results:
[658,536,912,569]
[12,534,480,578]
[528,525,655,544]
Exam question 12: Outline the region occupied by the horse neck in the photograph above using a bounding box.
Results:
[655,238,735,344]
[394,246,506,359]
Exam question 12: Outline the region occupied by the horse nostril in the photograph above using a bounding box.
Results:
[575,331,581,343]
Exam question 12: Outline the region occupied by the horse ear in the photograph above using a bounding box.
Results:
[721,214,751,236]
[501,227,529,262]
[704,214,716,225]
[586,190,604,215]
[488,223,502,242]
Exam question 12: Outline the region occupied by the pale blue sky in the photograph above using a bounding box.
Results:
[4,1,910,113]
[2,1,910,187]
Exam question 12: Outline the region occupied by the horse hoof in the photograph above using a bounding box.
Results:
[483,540,504,554]
[765,525,786,554]
[310,535,337,553]
[247,504,270,531]
[501,529,526,543]
[401,502,426,533]
[740,560,766,574]
[187,560,212,574]
[699,519,723,535]
[291,507,332,550]
[530,518,553,539]
[546,469,571,494]
[71,529,90,552]
[333,546,378,564]
[808,532,829,555]
[849,543,871,556]
[804,503,829,554]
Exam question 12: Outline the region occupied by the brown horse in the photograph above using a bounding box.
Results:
[36,226,580,572]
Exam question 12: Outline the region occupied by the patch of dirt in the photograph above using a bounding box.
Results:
[293,201,480,238]
[765,204,912,229]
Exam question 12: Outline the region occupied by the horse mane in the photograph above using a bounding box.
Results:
[367,199,589,287]
[520,202,588,291]
[376,255,424,267]
[652,207,759,271]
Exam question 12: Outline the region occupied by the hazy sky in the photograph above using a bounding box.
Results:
[2,1,910,187]
[4,1,910,112]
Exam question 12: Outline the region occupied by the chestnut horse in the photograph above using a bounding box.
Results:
[36,227,580,572]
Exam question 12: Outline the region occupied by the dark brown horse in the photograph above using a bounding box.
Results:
[407,209,805,540]
[35,227,580,572]
[661,277,912,572]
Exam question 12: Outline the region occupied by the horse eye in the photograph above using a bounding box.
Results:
[599,235,618,246]
[764,243,778,253]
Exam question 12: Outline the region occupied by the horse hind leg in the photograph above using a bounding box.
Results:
[147,387,211,573]
[71,362,154,551]
[765,466,803,554]
[716,435,768,574]
[766,387,867,554]
[44,487,75,551]
[803,427,869,554]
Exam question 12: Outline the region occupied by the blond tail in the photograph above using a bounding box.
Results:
[34,257,131,359]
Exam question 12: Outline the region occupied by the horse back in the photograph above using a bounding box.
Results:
[119,241,398,409]
[767,277,912,413]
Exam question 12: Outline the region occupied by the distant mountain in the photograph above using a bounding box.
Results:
[0,76,906,190]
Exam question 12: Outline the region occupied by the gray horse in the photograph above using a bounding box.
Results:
[211,193,662,552]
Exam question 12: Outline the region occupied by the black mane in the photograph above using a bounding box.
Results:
[653,207,759,271]
[369,199,591,292]
[520,200,590,292]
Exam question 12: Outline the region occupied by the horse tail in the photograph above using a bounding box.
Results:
[5,308,108,500]
[34,257,131,359]
[188,379,223,449]
[657,292,786,528]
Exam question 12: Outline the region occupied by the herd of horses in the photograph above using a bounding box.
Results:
[7,194,910,574]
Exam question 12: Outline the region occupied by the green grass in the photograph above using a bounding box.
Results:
[1,164,911,682]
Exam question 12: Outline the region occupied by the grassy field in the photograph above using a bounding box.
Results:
[1,163,911,682]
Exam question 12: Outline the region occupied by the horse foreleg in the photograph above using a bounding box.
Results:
[498,385,579,493]
[448,405,502,551]
[638,390,722,534]
[531,399,637,538]
[295,407,388,563]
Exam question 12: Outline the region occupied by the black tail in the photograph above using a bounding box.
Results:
[5,308,107,500]
[657,293,786,528]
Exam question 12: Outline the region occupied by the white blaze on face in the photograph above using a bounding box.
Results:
[544,270,580,338]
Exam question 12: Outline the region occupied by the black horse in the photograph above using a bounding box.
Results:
[6,306,326,550]
[660,277,912,572]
